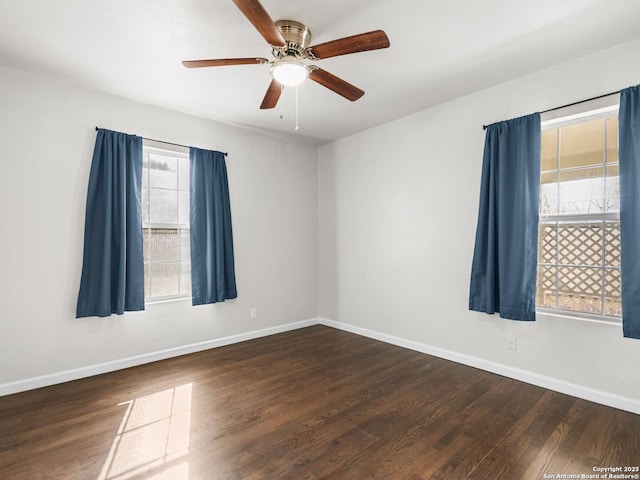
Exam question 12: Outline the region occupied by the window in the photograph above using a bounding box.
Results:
[142,143,191,301]
[536,110,621,318]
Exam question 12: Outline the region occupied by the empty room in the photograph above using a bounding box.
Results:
[1,0,639,478]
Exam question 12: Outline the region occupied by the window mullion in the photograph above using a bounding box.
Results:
[554,221,559,310]
[600,118,607,315]
[600,221,606,315]
[554,127,561,310]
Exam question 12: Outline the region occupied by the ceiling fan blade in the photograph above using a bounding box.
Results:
[308,30,390,59]
[260,79,283,109]
[308,68,364,101]
[232,0,286,47]
[182,58,269,68]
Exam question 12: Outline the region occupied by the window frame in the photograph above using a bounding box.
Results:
[536,104,622,324]
[142,140,191,304]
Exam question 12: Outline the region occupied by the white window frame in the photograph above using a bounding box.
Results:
[142,140,191,303]
[537,101,622,324]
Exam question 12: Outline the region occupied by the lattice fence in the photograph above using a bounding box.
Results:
[143,227,191,298]
[537,221,621,316]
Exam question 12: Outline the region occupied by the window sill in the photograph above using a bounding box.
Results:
[536,308,621,326]
[145,296,191,306]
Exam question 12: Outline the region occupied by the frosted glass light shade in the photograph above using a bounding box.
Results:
[271,59,308,86]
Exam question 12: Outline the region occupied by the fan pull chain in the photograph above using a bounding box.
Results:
[295,85,300,131]
[279,84,284,120]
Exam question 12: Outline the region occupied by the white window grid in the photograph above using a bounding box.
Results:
[142,145,191,301]
[537,110,621,321]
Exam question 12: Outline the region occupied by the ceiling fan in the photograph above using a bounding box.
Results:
[182,0,390,110]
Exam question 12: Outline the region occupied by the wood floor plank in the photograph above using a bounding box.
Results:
[1,325,638,479]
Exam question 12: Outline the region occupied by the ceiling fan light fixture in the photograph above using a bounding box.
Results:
[271,57,309,86]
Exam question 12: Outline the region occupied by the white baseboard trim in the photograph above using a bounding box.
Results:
[4,317,639,415]
[0,318,317,397]
[318,318,640,416]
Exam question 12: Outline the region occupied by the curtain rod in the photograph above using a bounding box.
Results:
[482,89,620,130]
[95,127,228,156]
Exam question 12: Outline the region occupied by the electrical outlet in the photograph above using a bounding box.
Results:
[507,335,517,351]
[250,307,257,319]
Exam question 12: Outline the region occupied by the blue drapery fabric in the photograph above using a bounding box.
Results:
[76,129,144,318]
[469,113,541,321]
[189,147,237,305]
[619,85,640,339]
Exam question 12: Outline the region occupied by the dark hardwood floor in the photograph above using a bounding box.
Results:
[0,325,638,479]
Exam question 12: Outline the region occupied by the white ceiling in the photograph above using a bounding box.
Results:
[1,0,640,145]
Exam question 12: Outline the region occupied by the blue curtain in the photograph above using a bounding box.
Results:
[619,85,640,339]
[190,147,237,305]
[469,113,541,321]
[76,129,144,318]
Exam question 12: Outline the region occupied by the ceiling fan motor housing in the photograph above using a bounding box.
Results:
[274,20,311,57]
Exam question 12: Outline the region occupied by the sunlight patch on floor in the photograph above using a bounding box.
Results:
[97,383,193,480]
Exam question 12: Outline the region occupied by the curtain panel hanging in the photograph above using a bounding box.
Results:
[189,147,237,305]
[469,113,541,321]
[619,85,640,339]
[76,128,144,318]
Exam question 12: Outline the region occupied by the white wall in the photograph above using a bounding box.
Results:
[0,66,318,388]
[319,39,640,407]
[2,36,639,411]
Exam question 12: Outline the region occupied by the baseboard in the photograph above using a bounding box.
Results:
[318,318,640,416]
[0,318,318,397]
[5,317,639,415]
